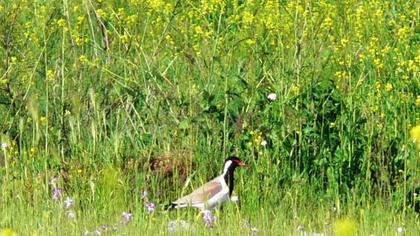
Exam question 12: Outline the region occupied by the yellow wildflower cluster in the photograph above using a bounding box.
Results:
[411,125,420,150]
[1,228,17,236]
[334,219,356,236]
[247,130,263,148]
[1,0,418,158]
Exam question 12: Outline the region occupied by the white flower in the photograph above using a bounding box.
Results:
[250,227,259,235]
[1,143,8,149]
[267,93,277,101]
[296,224,305,232]
[141,190,148,199]
[261,140,267,146]
[230,195,239,202]
[64,197,74,208]
[49,177,58,186]
[396,226,405,234]
[311,233,325,236]
[67,210,76,219]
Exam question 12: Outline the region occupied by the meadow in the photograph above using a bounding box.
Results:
[0,0,419,235]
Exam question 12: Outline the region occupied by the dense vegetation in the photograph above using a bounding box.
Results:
[0,0,419,235]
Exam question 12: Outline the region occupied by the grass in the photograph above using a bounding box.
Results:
[0,0,419,235]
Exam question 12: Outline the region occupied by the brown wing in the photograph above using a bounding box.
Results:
[173,177,223,205]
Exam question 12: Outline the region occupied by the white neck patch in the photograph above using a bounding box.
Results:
[223,160,233,175]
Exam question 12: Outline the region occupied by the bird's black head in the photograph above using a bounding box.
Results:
[226,156,245,166]
[222,156,245,174]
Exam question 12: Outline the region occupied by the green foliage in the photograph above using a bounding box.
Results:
[0,0,419,234]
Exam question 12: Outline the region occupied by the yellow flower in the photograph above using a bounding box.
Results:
[385,83,393,92]
[340,38,349,47]
[126,14,137,25]
[148,0,163,11]
[79,55,88,64]
[40,116,47,124]
[373,58,383,70]
[74,36,86,46]
[165,35,174,45]
[47,69,54,80]
[334,219,356,236]
[245,39,255,46]
[291,84,300,94]
[415,96,420,107]
[322,17,333,29]
[119,34,129,43]
[57,18,66,27]
[407,59,416,72]
[396,26,410,41]
[30,147,37,156]
[410,125,420,147]
[96,8,106,18]
[1,228,17,236]
[194,26,204,36]
[242,11,254,25]
[76,16,84,25]
[375,82,381,90]
[0,79,8,85]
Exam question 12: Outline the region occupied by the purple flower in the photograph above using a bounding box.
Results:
[167,220,188,232]
[64,197,74,208]
[145,201,155,214]
[52,187,62,201]
[201,210,216,228]
[120,211,133,225]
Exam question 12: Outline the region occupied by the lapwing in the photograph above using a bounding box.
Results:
[167,156,245,210]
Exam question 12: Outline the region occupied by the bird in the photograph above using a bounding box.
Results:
[166,156,245,210]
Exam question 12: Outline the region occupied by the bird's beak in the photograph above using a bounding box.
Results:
[238,161,246,167]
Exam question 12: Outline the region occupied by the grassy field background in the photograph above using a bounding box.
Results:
[0,0,419,235]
